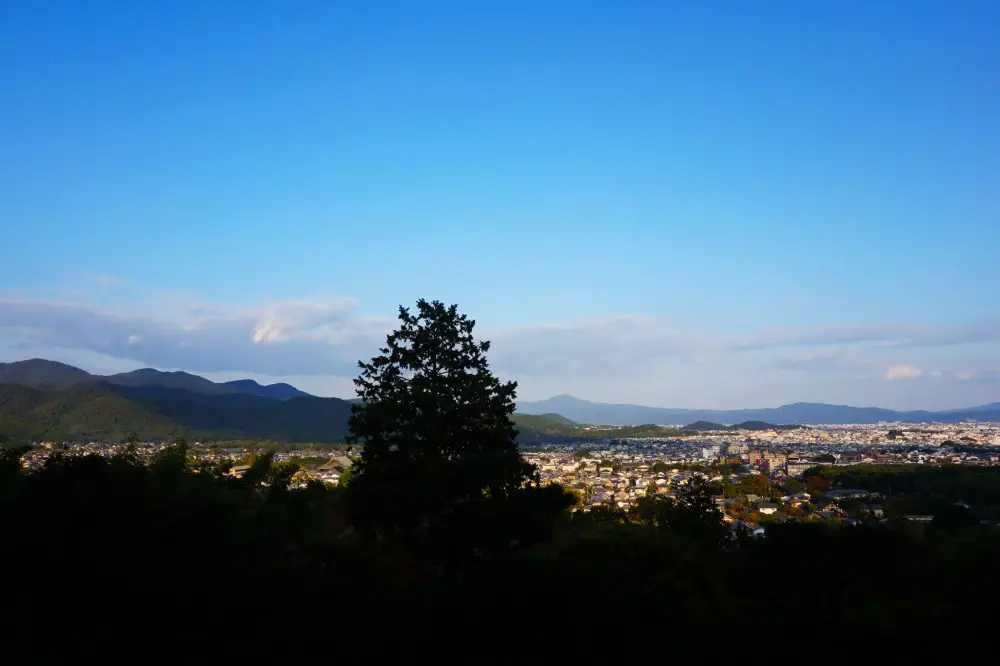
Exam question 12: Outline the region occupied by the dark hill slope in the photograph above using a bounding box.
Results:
[0,359,93,390]
[102,368,229,394]
[0,382,353,444]
[0,359,315,399]
[110,385,353,442]
[0,383,182,443]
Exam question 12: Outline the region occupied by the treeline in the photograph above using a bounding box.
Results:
[808,464,1000,519]
[6,445,1000,656]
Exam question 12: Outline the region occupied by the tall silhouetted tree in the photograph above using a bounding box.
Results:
[344,299,536,539]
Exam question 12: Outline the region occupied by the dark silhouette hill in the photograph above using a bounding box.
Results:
[103,368,231,394]
[222,378,308,399]
[0,358,313,398]
[0,358,93,389]
[683,421,729,431]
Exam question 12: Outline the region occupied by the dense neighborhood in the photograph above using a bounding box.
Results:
[18,419,1000,536]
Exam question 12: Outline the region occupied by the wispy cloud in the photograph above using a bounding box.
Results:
[0,296,390,376]
[765,347,877,375]
[93,274,132,288]
[488,315,722,377]
[885,364,923,381]
[735,322,1000,351]
[952,368,1000,381]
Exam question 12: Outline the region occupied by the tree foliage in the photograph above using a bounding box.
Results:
[631,484,729,548]
[344,299,537,537]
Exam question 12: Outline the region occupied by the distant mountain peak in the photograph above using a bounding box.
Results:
[0,358,94,388]
[226,378,262,386]
[222,379,307,399]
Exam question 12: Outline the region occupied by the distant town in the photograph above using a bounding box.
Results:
[17,419,1000,532]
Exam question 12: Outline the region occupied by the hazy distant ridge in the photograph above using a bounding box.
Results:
[517,394,1000,425]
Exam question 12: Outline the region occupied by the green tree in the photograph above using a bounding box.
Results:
[0,446,27,483]
[806,475,831,494]
[929,504,979,534]
[628,484,730,548]
[344,299,537,538]
[150,439,189,478]
[599,459,620,474]
[563,485,585,508]
[783,478,805,494]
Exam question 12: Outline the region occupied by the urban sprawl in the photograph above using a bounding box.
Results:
[21,420,1000,534]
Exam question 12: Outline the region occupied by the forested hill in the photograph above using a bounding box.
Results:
[0,382,353,444]
[0,380,578,445]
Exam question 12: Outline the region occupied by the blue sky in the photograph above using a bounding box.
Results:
[1,1,999,409]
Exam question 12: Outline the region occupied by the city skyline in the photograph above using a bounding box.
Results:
[2,2,999,409]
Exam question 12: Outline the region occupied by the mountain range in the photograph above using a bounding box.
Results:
[0,359,346,444]
[2,358,998,445]
[516,394,1000,425]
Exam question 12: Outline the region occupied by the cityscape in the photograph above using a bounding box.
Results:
[17,418,1000,531]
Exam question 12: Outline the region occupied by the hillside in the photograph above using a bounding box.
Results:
[510,413,579,443]
[0,382,352,444]
[0,383,183,443]
[511,414,686,443]
[536,412,576,426]
[683,421,729,432]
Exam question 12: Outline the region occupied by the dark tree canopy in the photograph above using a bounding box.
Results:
[345,299,537,533]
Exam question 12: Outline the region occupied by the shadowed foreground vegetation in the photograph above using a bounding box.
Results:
[5,445,1000,656]
[4,300,999,656]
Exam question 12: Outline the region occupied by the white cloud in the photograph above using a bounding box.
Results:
[885,364,923,381]
[0,296,390,376]
[953,368,1000,381]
